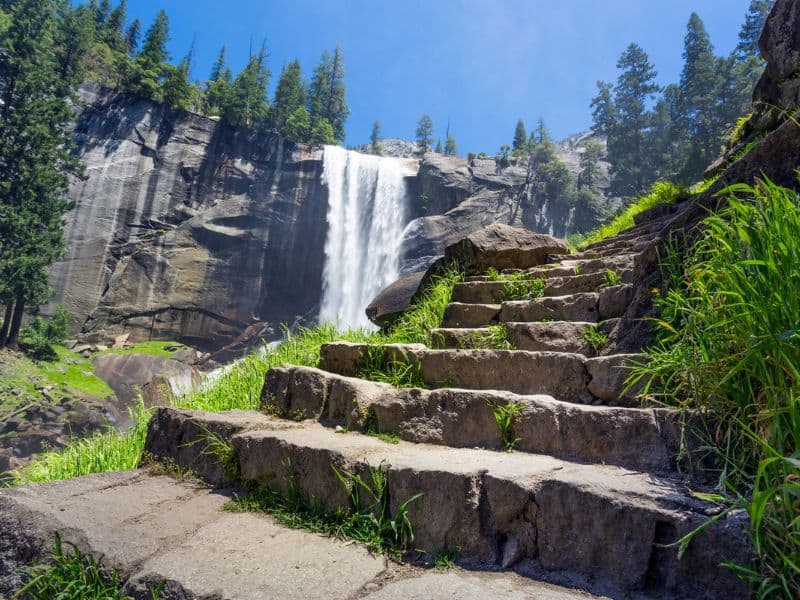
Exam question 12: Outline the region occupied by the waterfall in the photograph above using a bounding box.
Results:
[319,145,412,329]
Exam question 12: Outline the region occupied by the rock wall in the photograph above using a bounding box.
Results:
[49,84,329,353]
[51,86,613,352]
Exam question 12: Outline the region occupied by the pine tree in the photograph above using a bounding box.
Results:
[283,106,311,142]
[271,60,304,135]
[678,13,722,180]
[434,139,442,153]
[445,133,457,157]
[512,119,527,154]
[124,18,140,55]
[370,120,382,155]
[0,0,84,348]
[736,0,774,59]
[532,117,556,163]
[307,46,349,143]
[162,41,194,112]
[137,10,169,68]
[95,0,111,28]
[222,46,270,128]
[590,81,616,136]
[205,45,233,116]
[609,43,659,196]
[415,114,433,154]
[310,117,335,145]
[578,140,603,189]
[103,0,127,51]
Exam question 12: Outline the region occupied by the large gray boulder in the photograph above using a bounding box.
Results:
[364,271,426,328]
[444,223,570,272]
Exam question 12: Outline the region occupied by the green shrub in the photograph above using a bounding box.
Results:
[628,179,800,597]
[18,306,71,361]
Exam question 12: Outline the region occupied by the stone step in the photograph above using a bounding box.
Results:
[451,271,634,305]
[262,364,687,473]
[1,470,606,600]
[146,408,751,600]
[430,321,601,355]
[500,293,600,323]
[318,342,646,406]
[441,302,501,327]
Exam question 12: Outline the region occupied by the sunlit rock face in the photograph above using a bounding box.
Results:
[49,85,613,353]
[49,84,330,352]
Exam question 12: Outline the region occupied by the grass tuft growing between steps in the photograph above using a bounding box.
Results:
[577,181,684,248]
[628,179,800,598]
[226,460,422,559]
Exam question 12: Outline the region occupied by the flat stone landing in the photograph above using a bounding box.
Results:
[0,471,603,599]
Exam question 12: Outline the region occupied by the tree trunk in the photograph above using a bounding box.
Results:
[0,303,12,347]
[6,296,25,350]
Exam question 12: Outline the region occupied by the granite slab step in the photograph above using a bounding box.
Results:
[143,408,750,600]
[260,365,687,473]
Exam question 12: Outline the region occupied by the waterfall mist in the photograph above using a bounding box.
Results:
[319,145,413,329]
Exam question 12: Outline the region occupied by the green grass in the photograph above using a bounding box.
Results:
[488,400,524,451]
[581,326,608,354]
[602,269,622,287]
[227,460,422,558]
[580,181,684,248]
[38,346,114,399]
[12,402,152,484]
[16,533,165,599]
[463,324,513,350]
[628,179,800,598]
[98,340,184,358]
[484,268,546,301]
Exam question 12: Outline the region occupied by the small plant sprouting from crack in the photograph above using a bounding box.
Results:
[185,426,240,480]
[227,459,423,558]
[488,400,524,451]
[581,326,608,354]
[603,268,622,287]
[433,546,460,569]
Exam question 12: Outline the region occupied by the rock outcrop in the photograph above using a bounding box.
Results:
[49,84,330,353]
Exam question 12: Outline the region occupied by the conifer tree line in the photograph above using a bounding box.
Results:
[591,1,773,197]
[25,0,351,145]
[410,114,458,157]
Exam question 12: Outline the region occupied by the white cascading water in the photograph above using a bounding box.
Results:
[319,145,413,329]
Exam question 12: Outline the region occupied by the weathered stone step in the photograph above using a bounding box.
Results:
[451,271,634,305]
[430,321,603,355]
[262,364,687,473]
[318,342,645,406]
[443,286,632,328]
[147,408,751,600]
[1,470,605,600]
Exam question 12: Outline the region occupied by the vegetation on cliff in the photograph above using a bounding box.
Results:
[631,178,800,597]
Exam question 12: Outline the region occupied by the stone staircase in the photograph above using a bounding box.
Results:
[144,225,751,600]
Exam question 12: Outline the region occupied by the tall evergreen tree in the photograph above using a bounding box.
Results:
[370,120,382,155]
[124,18,140,55]
[608,43,659,196]
[678,13,721,180]
[222,46,270,128]
[578,140,603,190]
[103,0,127,51]
[736,0,774,59]
[307,46,348,143]
[444,132,458,157]
[512,119,527,154]
[590,81,616,136]
[271,60,304,135]
[0,0,84,348]
[415,114,433,154]
[205,45,232,116]
[137,9,169,69]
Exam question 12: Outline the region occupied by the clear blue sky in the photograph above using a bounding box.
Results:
[125,0,753,154]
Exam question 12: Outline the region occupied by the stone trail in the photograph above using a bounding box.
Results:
[1,218,752,599]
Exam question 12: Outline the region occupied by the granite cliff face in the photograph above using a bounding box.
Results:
[51,86,613,353]
[50,84,329,354]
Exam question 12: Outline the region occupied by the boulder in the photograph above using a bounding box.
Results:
[754,0,800,123]
[444,223,570,272]
[364,271,426,328]
[92,353,201,404]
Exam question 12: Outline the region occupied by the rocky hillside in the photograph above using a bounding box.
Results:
[49,91,616,354]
